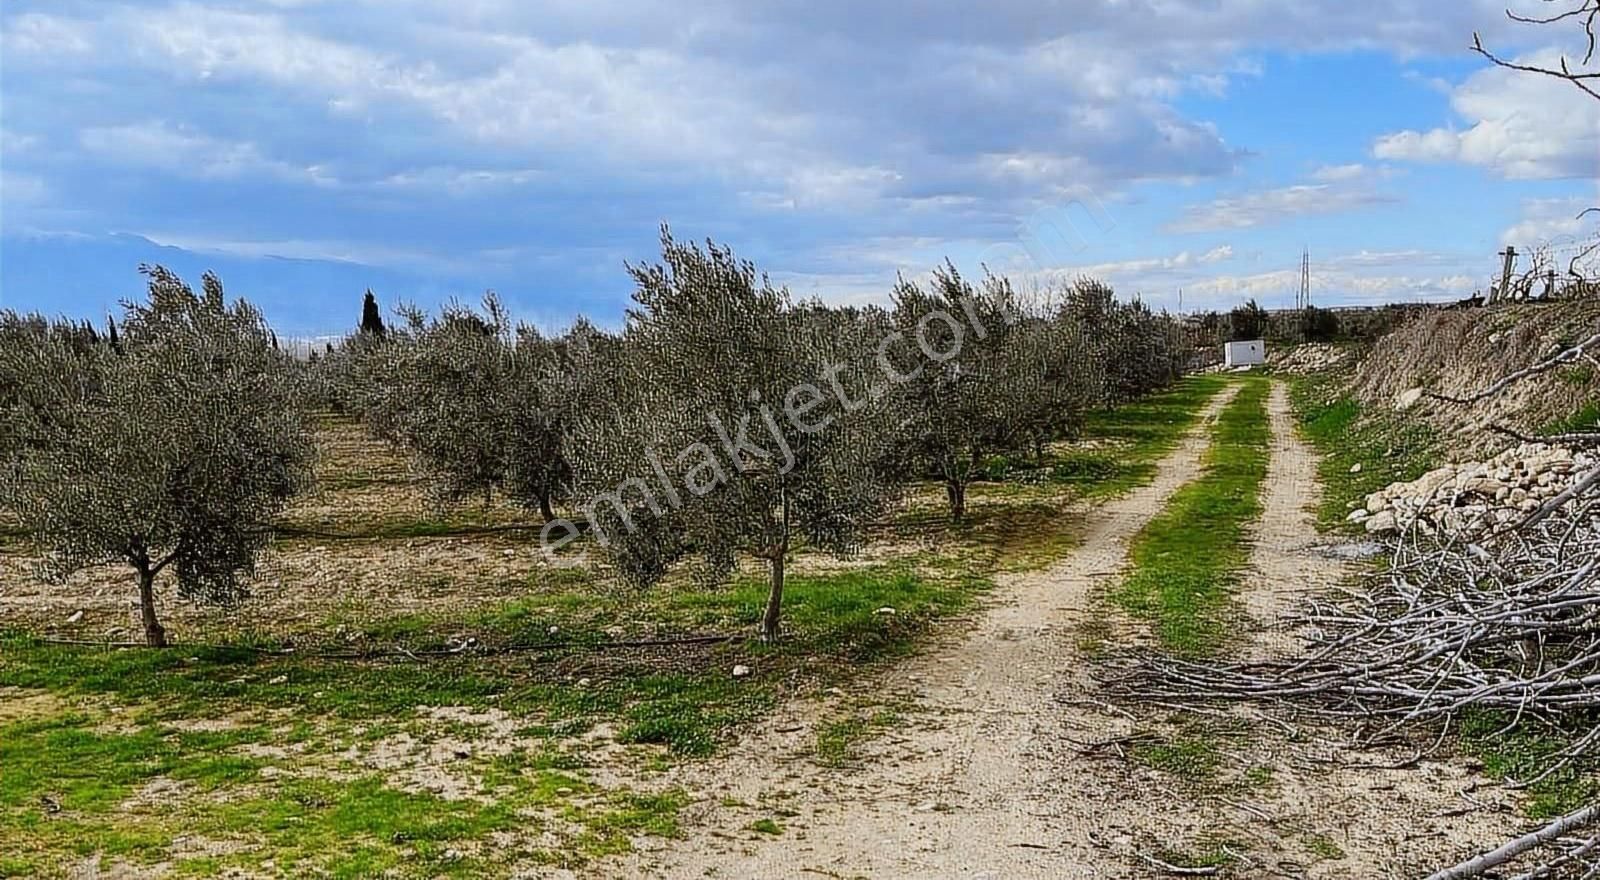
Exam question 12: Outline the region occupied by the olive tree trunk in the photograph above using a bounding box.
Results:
[135,566,168,648]
[760,551,786,643]
[760,483,791,643]
[945,481,968,521]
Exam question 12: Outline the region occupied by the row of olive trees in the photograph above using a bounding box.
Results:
[325,230,1191,640]
[0,235,1189,645]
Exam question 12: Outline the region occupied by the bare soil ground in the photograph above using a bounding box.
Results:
[608,381,1517,879]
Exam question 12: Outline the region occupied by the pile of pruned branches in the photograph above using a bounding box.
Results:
[1114,494,1600,745]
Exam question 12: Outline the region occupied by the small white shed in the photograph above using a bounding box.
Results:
[1224,339,1266,368]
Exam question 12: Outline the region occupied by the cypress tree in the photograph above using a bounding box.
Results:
[360,290,386,337]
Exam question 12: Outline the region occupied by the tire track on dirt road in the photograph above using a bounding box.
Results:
[611,383,1242,879]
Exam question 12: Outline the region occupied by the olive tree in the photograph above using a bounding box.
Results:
[354,296,571,520]
[1110,297,1188,401]
[0,267,314,646]
[887,264,1064,520]
[560,229,900,641]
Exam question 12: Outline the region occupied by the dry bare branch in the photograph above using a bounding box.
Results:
[1424,804,1600,880]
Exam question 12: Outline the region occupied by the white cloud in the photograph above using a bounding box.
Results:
[0,12,94,55]
[0,128,40,156]
[136,230,463,273]
[376,166,550,194]
[1501,194,1600,247]
[1310,163,1370,182]
[0,170,49,206]
[1169,167,1399,233]
[1374,48,1600,179]
[1018,243,1486,312]
[1180,269,1479,307]
[77,121,337,185]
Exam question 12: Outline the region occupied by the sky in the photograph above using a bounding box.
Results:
[1,1,1597,337]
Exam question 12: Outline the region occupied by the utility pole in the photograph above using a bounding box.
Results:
[1299,248,1311,311]
[1296,248,1311,342]
[1497,246,1518,303]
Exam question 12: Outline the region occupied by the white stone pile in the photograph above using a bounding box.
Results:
[1270,343,1352,374]
[1349,442,1595,537]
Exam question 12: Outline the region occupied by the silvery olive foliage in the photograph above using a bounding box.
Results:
[58,234,1186,650]
[346,295,571,520]
[0,266,314,646]
[1063,278,1189,406]
[565,229,904,641]
[887,265,1095,520]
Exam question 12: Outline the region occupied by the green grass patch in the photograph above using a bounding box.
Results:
[1132,735,1222,780]
[1303,833,1346,861]
[895,375,1230,576]
[747,818,784,836]
[1460,711,1600,820]
[1070,374,1232,499]
[1151,839,1240,872]
[973,375,1229,502]
[0,708,688,878]
[1113,377,1271,655]
[0,564,986,760]
[1542,400,1600,437]
[814,705,904,768]
[1288,373,1437,532]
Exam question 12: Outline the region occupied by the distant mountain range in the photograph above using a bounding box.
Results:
[2,232,486,337]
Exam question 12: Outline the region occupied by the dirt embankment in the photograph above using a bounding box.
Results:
[1350,301,1600,452]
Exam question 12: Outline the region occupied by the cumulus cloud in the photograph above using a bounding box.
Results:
[1029,243,1486,312]
[1168,165,1399,233]
[78,121,337,185]
[1180,268,1479,308]
[1500,194,1600,247]
[1374,48,1600,179]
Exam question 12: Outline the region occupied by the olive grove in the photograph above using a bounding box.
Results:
[0,230,1194,646]
[343,295,572,520]
[318,231,1194,639]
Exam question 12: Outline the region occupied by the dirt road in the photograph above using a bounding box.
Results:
[615,380,1515,879]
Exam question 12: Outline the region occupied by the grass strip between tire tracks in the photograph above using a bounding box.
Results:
[1113,375,1272,656]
